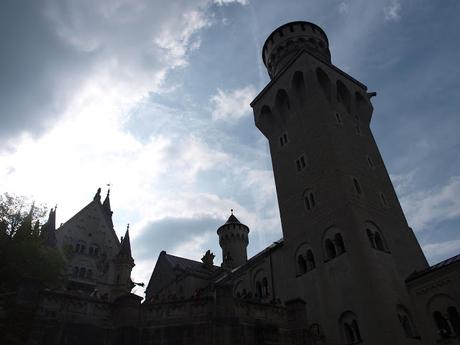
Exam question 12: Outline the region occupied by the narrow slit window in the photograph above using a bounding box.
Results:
[296,155,307,172]
[335,112,342,124]
[353,178,362,195]
[381,193,388,207]
[367,156,374,168]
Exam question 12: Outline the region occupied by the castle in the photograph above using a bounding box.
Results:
[6,21,460,345]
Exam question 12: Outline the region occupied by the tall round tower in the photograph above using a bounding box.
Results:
[217,210,249,269]
[262,21,331,79]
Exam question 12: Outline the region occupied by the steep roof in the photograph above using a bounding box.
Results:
[118,227,132,258]
[225,214,241,225]
[145,251,221,298]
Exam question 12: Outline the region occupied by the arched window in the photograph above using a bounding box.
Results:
[335,112,342,125]
[79,267,86,278]
[292,71,306,107]
[367,229,375,248]
[262,278,269,297]
[336,80,351,113]
[75,243,80,253]
[433,311,451,338]
[316,68,331,102]
[255,281,262,298]
[298,255,307,274]
[325,239,336,260]
[87,269,93,279]
[397,305,416,338]
[448,306,460,336]
[306,250,315,271]
[374,232,385,251]
[340,311,362,344]
[334,233,345,254]
[275,89,290,119]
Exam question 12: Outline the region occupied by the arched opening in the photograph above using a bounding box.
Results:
[374,232,385,251]
[367,229,375,249]
[337,80,351,113]
[306,250,315,271]
[433,311,452,338]
[334,233,345,254]
[397,305,416,338]
[298,255,307,274]
[291,71,306,107]
[325,239,336,260]
[256,281,263,298]
[316,68,331,102]
[262,278,269,297]
[275,89,290,119]
[258,105,275,136]
[448,306,460,336]
[79,267,86,278]
[340,311,362,344]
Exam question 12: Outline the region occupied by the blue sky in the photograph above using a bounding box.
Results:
[0,0,459,290]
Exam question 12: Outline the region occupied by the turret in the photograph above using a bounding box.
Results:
[112,224,135,298]
[41,207,57,247]
[217,210,249,269]
[262,21,331,79]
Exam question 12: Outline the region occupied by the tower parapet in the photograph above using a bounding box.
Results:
[262,21,331,79]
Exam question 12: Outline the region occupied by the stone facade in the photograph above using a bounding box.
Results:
[2,20,460,345]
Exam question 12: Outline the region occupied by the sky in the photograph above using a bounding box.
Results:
[0,0,459,293]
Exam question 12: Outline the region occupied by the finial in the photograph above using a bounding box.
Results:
[127,223,130,231]
[231,209,233,215]
[54,204,58,210]
[106,183,111,196]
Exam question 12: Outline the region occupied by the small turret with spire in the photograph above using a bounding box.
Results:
[41,207,57,247]
[112,224,135,298]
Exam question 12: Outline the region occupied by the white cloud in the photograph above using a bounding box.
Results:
[210,85,257,121]
[423,238,460,264]
[400,176,460,232]
[214,0,249,6]
[384,0,401,21]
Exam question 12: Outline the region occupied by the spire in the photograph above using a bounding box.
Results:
[41,207,57,247]
[102,188,112,214]
[93,187,102,202]
[118,224,132,258]
[225,209,241,225]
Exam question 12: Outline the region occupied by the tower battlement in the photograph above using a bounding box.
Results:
[262,21,331,79]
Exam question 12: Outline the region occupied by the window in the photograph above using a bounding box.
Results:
[325,239,336,260]
[397,305,417,338]
[353,178,362,195]
[262,278,269,297]
[304,190,316,210]
[380,193,388,207]
[256,281,263,298]
[72,266,78,277]
[298,255,307,274]
[340,311,362,344]
[296,155,307,172]
[87,269,93,279]
[335,112,342,125]
[306,250,315,271]
[279,132,289,147]
[75,243,80,253]
[366,223,388,253]
[334,233,345,255]
[79,267,86,278]
[355,116,361,135]
[433,311,451,338]
[448,307,460,336]
[367,156,374,168]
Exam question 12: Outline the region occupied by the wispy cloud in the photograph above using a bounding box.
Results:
[399,176,460,232]
[384,0,402,21]
[210,85,256,121]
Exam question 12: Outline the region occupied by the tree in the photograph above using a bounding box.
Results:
[0,193,66,292]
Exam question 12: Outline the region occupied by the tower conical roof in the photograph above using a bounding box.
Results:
[118,225,132,258]
[102,189,112,214]
[225,213,241,225]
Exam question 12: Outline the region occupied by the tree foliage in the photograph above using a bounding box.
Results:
[0,193,66,292]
